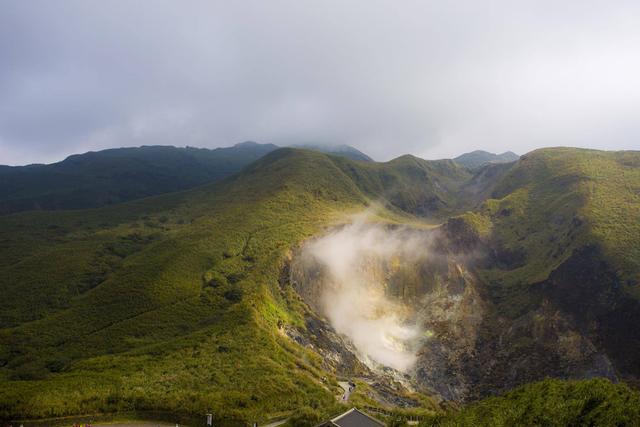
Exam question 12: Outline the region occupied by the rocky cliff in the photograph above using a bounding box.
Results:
[285,218,624,403]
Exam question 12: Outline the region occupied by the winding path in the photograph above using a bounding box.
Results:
[261,419,288,427]
[338,381,353,401]
[94,424,173,427]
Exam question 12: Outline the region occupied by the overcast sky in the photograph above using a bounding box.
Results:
[1,0,639,165]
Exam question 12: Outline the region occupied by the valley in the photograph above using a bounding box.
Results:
[1,147,639,426]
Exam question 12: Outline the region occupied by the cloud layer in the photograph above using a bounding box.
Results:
[1,0,639,165]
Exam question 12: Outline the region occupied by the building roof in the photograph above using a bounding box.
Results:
[325,408,385,427]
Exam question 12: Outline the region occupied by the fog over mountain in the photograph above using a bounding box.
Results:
[1,0,640,165]
[2,2,640,424]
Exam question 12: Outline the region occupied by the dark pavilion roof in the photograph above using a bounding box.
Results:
[316,408,386,427]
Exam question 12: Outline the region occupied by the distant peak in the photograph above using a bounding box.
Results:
[453,150,519,169]
[234,141,261,147]
[290,143,373,162]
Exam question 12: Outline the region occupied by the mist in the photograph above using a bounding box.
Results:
[301,216,434,372]
[2,1,640,165]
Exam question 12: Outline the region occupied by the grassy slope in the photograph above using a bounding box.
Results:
[422,378,640,426]
[426,148,640,425]
[0,143,278,214]
[1,147,639,423]
[330,155,472,219]
[453,150,519,170]
[457,148,640,316]
[0,149,371,422]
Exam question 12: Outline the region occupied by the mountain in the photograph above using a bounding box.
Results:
[290,144,374,161]
[461,148,640,397]
[0,142,376,215]
[289,149,640,403]
[0,148,392,424]
[0,142,278,214]
[0,147,638,424]
[330,154,466,214]
[453,150,519,169]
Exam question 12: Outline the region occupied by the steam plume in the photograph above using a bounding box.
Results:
[302,215,432,372]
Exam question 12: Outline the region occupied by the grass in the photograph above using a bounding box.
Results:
[1,147,639,424]
[329,154,473,219]
[0,143,279,214]
[0,150,340,418]
[0,148,416,423]
[460,148,640,317]
[420,378,640,426]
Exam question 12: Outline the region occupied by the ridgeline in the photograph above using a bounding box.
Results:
[1,147,639,425]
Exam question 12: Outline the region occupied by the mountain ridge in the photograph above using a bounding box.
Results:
[453,149,519,169]
[0,143,279,214]
[0,143,375,215]
[0,146,638,424]
[289,143,374,162]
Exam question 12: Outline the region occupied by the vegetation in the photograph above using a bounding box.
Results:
[330,154,473,219]
[0,148,386,423]
[465,148,640,316]
[420,378,640,426]
[0,146,638,424]
[453,150,519,170]
[290,144,373,162]
[0,142,377,215]
[0,142,279,214]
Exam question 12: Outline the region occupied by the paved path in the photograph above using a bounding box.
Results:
[94,423,174,427]
[338,381,353,401]
[262,419,288,427]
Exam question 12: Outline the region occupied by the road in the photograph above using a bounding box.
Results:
[338,381,353,401]
[262,419,288,427]
[94,424,174,427]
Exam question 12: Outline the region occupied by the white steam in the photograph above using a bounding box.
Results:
[303,216,431,372]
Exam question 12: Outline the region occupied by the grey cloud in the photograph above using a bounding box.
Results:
[1,0,639,165]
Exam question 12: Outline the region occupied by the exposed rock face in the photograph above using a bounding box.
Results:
[414,260,483,400]
[540,246,640,384]
[465,301,617,401]
[288,223,485,401]
[286,223,632,404]
[282,312,424,408]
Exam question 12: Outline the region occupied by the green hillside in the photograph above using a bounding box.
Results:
[456,148,640,395]
[453,150,519,169]
[330,154,473,218]
[1,147,639,424]
[472,148,640,312]
[422,378,640,426]
[290,144,373,162]
[0,142,278,214]
[0,149,381,422]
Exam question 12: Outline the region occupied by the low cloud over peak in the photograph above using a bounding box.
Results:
[1,0,639,165]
